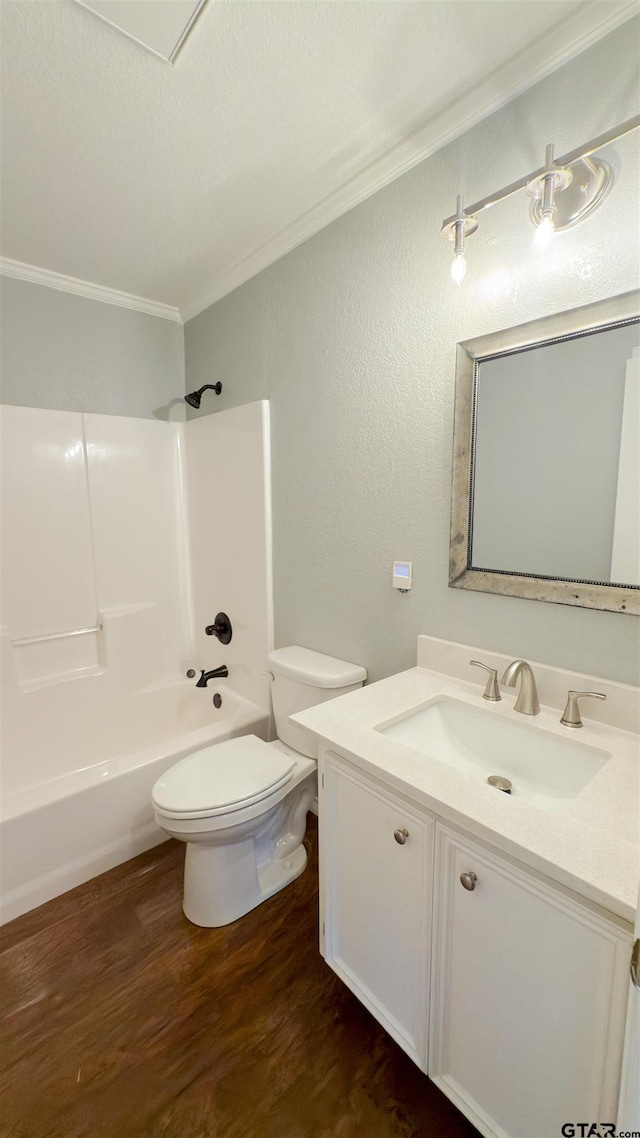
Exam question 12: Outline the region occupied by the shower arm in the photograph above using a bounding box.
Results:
[184,382,223,408]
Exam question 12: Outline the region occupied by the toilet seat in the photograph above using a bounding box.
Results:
[152,735,295,821]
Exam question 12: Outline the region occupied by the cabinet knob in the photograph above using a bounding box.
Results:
[393,828,409,845]
[460,871,477,891]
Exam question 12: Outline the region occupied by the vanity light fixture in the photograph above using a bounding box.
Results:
[440,114,639,278]
[442,195,478,284]
[526,144,572,250]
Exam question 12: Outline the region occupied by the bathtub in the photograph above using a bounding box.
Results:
[0,684,269,924]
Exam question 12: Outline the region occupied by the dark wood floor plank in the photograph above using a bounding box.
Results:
[0,819,480,1138]
[0,841,181,955]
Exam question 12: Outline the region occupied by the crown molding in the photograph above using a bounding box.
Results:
[0,258,182,323]
[181,0,639,322]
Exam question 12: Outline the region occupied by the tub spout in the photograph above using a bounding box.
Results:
[196,666,229,687]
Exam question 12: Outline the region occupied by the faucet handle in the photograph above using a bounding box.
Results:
[560,691,606,729]
[470,660,501,702]
[205,612,232,645]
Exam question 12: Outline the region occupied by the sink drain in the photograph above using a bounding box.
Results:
[487,774,512,794]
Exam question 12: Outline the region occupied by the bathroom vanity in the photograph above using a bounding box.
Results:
[293,638,639,1138]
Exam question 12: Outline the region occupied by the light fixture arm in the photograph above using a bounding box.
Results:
[445,194,478,282]
[440,113,639,233]
[453,194,465,256]
[540,144,557,219]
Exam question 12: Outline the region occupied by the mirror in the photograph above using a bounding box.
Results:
[449,291,640,614]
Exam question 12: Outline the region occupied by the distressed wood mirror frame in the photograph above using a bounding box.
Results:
[449,290,640,615]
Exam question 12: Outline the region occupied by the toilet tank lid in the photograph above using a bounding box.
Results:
[268,646,367,688]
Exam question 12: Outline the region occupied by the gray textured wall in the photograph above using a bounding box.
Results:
[185,20,640,686]
[0,277,185,420]
[185,20,640,687]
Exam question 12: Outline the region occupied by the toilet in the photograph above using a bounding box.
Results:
[152,646,366,927]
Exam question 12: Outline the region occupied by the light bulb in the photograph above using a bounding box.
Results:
[451,251,467,283]
[535,214,555,251]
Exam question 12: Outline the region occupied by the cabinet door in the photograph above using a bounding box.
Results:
[617,877,640,1129]
[321,751,434,1070]
[430,823,631,1138]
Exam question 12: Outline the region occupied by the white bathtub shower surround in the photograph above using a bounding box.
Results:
[3,609,198,794]
[0,406,98,672]
[0,404,190,697]
[0,685,268,924]
[1,400,275,920]
[1,402,274,787]
[84,411,193,672]
[186,400,274,719]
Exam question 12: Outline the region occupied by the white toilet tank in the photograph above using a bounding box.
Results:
[267,646,367,758]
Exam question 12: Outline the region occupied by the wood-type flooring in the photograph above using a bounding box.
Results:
[0,817,481,1138]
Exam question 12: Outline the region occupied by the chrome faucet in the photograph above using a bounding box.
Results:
[560,690,606,728]
[501,659,540,716]
[470,660,501,701]
[196,665,229,687]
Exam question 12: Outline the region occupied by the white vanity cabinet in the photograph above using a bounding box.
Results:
[319,748,632,1138]
[321,751,434,1070]
[430,824,631,1138]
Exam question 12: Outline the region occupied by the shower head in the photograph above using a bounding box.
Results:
[184,382,222,409]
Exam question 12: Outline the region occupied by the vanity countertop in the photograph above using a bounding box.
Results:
[293,666,640,924]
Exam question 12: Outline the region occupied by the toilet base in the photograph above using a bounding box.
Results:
[182,839,308,928]
[179,769,315,927]
[258,842,307,900]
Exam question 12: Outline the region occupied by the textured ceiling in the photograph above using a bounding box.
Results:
[0,0,630,313]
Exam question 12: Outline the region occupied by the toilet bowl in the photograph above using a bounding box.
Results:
[152,646,366,927]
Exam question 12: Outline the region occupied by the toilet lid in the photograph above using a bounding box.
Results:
[152,735,295,817]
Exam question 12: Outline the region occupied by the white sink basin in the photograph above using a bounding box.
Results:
[376,698,611,813]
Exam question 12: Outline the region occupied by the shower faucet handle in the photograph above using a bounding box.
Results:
[470,660,501,702]
[205,613,232,645]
